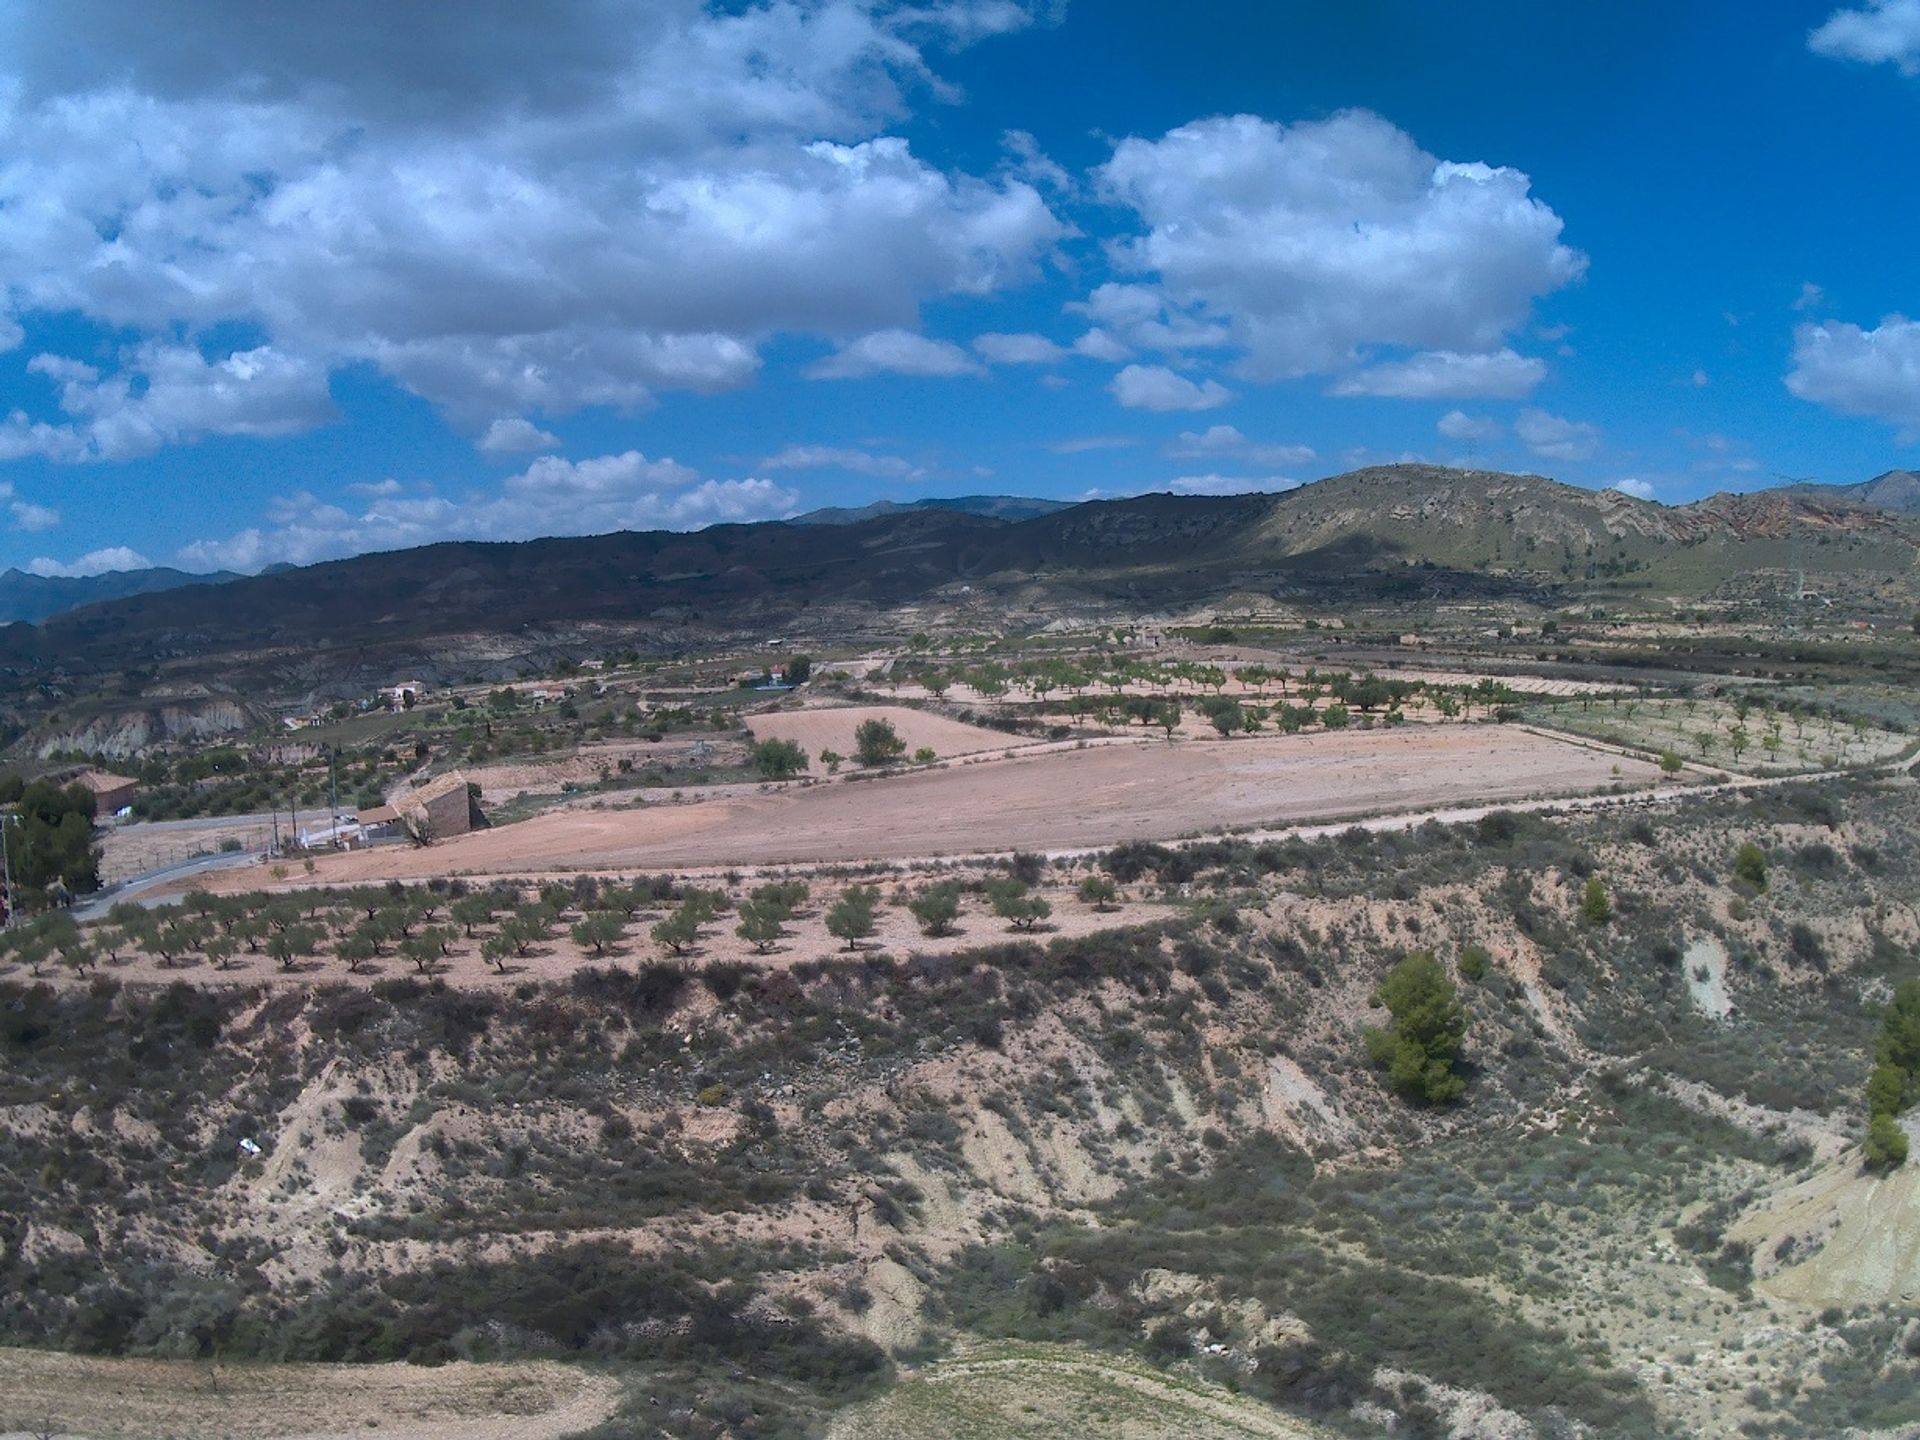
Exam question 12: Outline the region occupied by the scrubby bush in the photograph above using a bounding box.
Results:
[1365,952,1469,1105]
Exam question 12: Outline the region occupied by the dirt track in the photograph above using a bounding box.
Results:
[0,1348,618,1440]
[302,726,1659,881]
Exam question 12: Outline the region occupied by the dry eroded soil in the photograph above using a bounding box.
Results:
[0,1348,618,1440]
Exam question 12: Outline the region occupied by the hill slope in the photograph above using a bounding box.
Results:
[1,466,1914,691]
[0,564,244,625]
[1784,469,1920,514]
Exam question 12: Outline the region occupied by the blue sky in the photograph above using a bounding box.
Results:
[2,0,1919,576]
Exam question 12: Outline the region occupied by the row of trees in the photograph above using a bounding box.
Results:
[0,862,1118,979]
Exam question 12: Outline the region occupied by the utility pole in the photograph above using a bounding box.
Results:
[1774,474,1818,633]
[1,812,19,931]
[328,747,340,829]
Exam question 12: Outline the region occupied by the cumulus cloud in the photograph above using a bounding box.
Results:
[1809,0,1920,74]
[1168,473,1304,496]
[1436,410,1501,442]
[1786,315,1920,435]
[1611,478,1656,500]
[2,344,335,462]
[1165,425,1314,468]
[0,2,1064,447]
[972,331,1068,365]
[1094,110,1584,380]
[177,450,797,571]
[1109,364,1233,412]
[0,480,61,532]
[1330,348,1546,400]
[761,444,922,478]
[1071,328,1132,363]
[478,417,562,454]
[1515,408,1600,462]
[806,329,985,379]
[26,546,154,577]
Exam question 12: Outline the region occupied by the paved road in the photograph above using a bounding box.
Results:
[72,849,265,920]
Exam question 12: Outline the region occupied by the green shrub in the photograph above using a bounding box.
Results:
[1580,876,1612,926]
[1364,952,1468,1105]
[1866,1113,1909,1171]
[1458,944,1491,983]
[1732,842,1768,891]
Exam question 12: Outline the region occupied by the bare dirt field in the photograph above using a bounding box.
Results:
[296,725,1661,880]
[744,705,1040,761]
[99,813,278,884]
[0,1347,618,1440]
[463,735,737,801]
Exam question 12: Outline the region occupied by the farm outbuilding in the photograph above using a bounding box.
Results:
[68,770,139,818]
[393,770,477,842]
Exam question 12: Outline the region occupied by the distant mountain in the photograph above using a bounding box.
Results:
[2,465,1914,694]
[792,494,1073,526]
[0,565,243,624]
[1783,470,1920,515]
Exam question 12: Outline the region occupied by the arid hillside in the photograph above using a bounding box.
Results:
[4,467,1916,700]
[3,774,1917,1438]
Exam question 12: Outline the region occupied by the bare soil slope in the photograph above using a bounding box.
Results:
[0,1349,617,1440]
[828,1343,1331,1440]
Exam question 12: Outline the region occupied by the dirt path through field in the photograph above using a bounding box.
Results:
[298,726,1659,881]
[0,1349,619,1440]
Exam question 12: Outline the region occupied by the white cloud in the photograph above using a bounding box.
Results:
[1436,410,1500,442]
[1611,478,1656,500]
[1168,473,1304,496]
[1071,328,1133,363]
[806,329,986,379]
[1094,110,1584,380]
[1793,282,1825,312]
[0,3,1064,443]
[1000,127,1074,195]
[1109,364,1233,412]
[0,480,61,532]
[4,344,335,461]
[0,315,21,352]
[1810,0,1920,74]
[346,478,405,498]
[1515,408,1600,462]
[177,450,796,572]
[478,417,562,454]
[1690,369,1710,387]
[26,545,154,577]
[1165,424,1314,468]
[1046,434,1138,454]
[1330,348,1546,400]
[762,444,922,478]
[973,331,1068,365]
[1786,315,1920,435]
[10,499,61,532]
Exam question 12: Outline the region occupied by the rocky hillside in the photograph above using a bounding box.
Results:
[1,467,1915,696]
[2,775,1916,1437]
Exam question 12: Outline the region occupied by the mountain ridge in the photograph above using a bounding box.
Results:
[3,465,1914,692]
[0,564,245,625]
